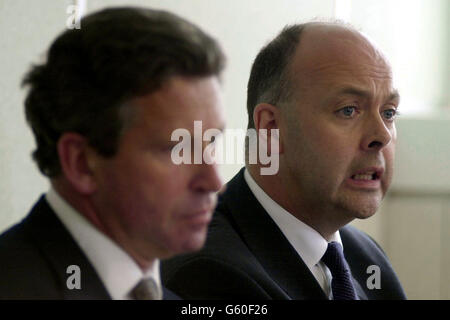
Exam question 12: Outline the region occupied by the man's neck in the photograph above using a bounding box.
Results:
[246,165,352,241]
[50,178,159,273]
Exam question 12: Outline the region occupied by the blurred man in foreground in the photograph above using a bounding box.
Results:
[0,7,225,299]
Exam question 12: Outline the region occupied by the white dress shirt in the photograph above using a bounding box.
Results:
[46,188,162,300]
[244,169,342,298]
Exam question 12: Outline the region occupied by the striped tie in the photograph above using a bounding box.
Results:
[131,278,160,300]
[321,242,358,300]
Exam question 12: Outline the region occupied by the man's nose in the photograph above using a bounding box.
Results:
[360,114,393,151]
[191,162,223,193]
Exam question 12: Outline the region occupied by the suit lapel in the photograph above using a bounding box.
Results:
[163,287,181,300]
[352,276,368,300]
[221,169,327,300]
[23,196,111,299]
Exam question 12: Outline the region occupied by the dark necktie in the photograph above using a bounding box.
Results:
[131,278,160,300]
[321,241,358,300]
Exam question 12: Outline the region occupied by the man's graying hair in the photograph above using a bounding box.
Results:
[22,7,225,178]
[246,24,310,129]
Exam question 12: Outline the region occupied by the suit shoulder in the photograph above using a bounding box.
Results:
[162,208,271,299]
[340,224,406,299]
[162,254,271,299]
[340,224,386,257]
[164,208,258,275]
[0,219,37,259]
[0,215,61,298]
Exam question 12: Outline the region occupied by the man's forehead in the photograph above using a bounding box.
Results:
[299,23,373,52]
[288,23,394,94]
[293,23,389,72]
[125,76,225,132]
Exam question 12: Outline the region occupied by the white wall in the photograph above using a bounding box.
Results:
[0,0,75,230]
[388,117,450,299]
[350,0,449,114]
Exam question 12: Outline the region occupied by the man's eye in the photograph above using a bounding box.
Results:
[338,106,357,117]
[382,109,398,121]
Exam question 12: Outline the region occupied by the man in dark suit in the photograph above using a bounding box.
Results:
[0,7,226,299]
[162,22,406,299]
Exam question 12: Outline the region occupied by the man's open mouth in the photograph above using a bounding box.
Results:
[350,168,383,181]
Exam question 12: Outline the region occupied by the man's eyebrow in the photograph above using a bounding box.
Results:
[336,87,400,103]
[336,87,371,98]
[388,89,400,102]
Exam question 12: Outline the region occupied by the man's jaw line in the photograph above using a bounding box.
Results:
[250,164,384,241]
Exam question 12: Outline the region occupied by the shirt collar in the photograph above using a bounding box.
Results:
[46,187,162,300]
[244,169,342,270]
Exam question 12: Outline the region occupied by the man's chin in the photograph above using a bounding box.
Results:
[173,231,208,255]
[336,194,382,220]
[345,201,380,220]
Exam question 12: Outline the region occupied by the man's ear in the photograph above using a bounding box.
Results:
[57,132,99,195]
[253,103,284,154]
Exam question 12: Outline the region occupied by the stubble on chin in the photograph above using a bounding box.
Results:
[335,190,383,221]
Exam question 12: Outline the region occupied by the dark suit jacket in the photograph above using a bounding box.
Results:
[0,196,179,300]
[162,168,406,300]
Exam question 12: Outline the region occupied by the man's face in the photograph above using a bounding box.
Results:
[91,76,225,261]
[281,26,399,223]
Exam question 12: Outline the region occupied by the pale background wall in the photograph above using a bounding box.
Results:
[0,0,448,299]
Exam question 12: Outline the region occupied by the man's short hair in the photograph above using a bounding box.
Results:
[246,21,357,130]
[23,7,226,177]
[246,24,309,129]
